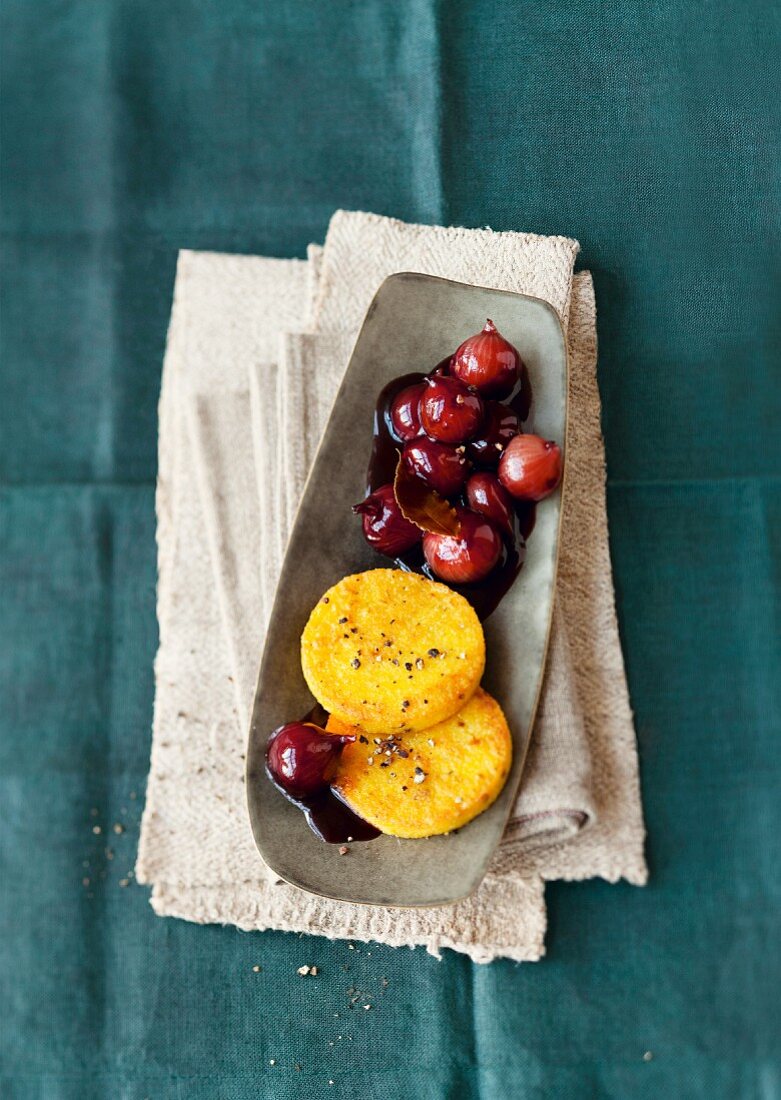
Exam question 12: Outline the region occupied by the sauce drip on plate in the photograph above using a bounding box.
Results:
[266,704,380,844]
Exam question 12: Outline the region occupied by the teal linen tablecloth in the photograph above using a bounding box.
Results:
[2,3,779,1097]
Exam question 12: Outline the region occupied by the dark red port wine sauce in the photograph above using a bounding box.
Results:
[265,704,380,844]
[368,362,536,622]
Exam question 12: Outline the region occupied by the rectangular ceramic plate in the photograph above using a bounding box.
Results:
[246,273,567,907]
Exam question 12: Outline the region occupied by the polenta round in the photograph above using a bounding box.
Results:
[327,689,512,838]
[300,569,485,734]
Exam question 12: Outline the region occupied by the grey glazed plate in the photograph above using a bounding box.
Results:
[246,273,567,907]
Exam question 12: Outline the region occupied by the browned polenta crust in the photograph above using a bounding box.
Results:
[327,688,511,838]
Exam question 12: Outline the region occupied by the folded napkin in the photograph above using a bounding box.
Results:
[137,212,647,962]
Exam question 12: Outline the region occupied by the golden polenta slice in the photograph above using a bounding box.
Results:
[300,569,485,734]
[327,689,512,839]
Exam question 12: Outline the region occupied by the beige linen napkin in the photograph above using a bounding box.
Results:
[137,250,548,962]
[137,214,646,962]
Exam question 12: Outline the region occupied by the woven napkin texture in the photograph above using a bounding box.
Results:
[137,213,646,962]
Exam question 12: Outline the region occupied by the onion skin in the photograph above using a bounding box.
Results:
[498,435,562,502]
[266,722,355,798]
[423,508,503,584]
[419,376,483,444]
[353,484,422,555]
[389,382,426,442]
[402,438,469,496]
[465,472,515,537]
[451,319,522,398]
[467,401,520,466]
